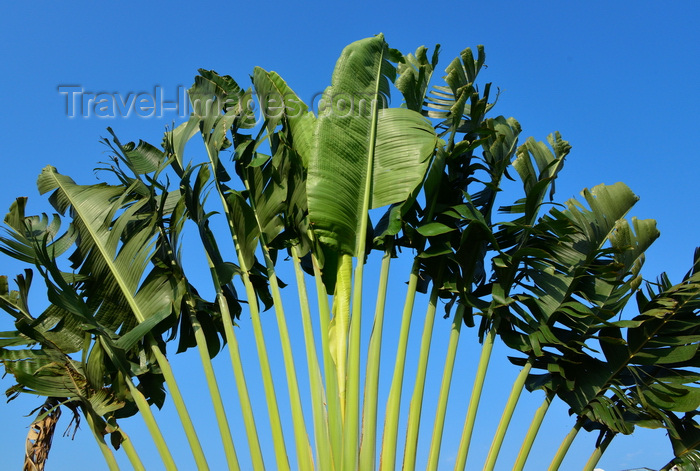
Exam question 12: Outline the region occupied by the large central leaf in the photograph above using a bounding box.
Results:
[307,34,437,257]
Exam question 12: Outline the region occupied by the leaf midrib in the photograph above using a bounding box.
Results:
[355,43,385,256]
[584,282,700,417]
[49,170,148,324]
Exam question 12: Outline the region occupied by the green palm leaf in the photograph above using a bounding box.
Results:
[526,252,700,469]
[306,34,437,257]
[395,45,440,113]
[37,166,182,327]
[483,183,657,469]
[0,197,77,265]
[424,45,492,137]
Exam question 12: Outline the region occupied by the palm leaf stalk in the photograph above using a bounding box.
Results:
[206,262,266,471]
[221,196,291,470]
[291,245,335,471]
[159,201,241,471]
[402,263,445,470]
[196,69,319,470]
[453,324,496,470]
[185,304,240,469]
[380,145,452,471]
[380,261,422,470]
[482,358,534,471]
[426,304,465,471]
[385,45,467,471]
[84,409,120,471]
[105,132,242,470]
[358,244,392,471]
[410,49,510,471]
[169,145,267,470]
[122,374,177,469]
[512,390,554,471]
[251,64,340,470]
[582,431,614,471]
[115,428,146,471]
[309,249,344,466]
[190,91,292,470]
[548,417,584,471]
[249,201,315,471]
[165,127,275,469]
[146,335,206,467]
[236,141,315,471]
[195,237,267,471]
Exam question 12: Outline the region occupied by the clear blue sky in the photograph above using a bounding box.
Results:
[1,1,698,470]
